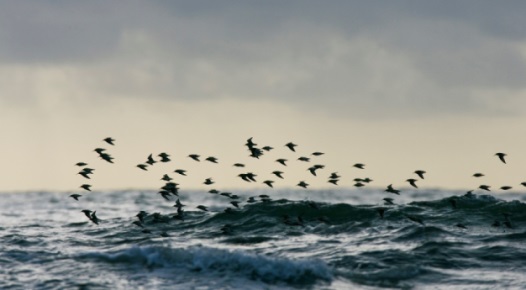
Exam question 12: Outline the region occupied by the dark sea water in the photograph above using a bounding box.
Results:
[1,189,526,289]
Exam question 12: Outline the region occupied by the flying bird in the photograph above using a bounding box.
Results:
[174,169,187,176]
[298,156,310,162]
[312,152,324,156]
[353,163,365,169]
[203,178,214,185]
[137,164,148,171]
[406,179,418,189]
[385,184,400,195]
[161,174,173,182]
[495,152,507,164]
[383,197,395,205]
[80,184,92,191]
[158,152,171,162]
[285,142,298,152]
[70,194,82,201]
[188,154,200,162]
[75,162,88,167]
[205,156,218,163]
[146,154,156,165]
[297,181,309,188]
[103,137,115,145]
[479,185,491,191]
[500,186,512,190]
[262,146,274,151]
[233,163,245,167]
[473,173,485,178]
[328,179,339,185]
[276,159,287,166]
[263,180,274,188]
[414,170,426,179]
[272,171,284,179]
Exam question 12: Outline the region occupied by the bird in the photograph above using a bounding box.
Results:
[385,184,400,195]
[354,182,365,188]
[90,211,100,225]
[272,171,284,179]
[276,159,288,166]
[312,152,324,156]
[103,137,115,145]
[383,197,395,205]
[414,170,426,179]
[473,173,485,178]
[495,152,507,164]
[285,142,298,152]
[205,156,218,163]
[99,153,114,163]
[137,164,148,171]
[328,179,339,185]
[203,178,214,185]
[262,146,274,151]
[308,166,319,176]
[197,205,208,212]
[406,179,418,188]
[80,184,92,191]
[500,186,512,190]
[233,163,245,167]
[297,181,309,188]
[329,172,340,179]
[78,170,91,179]
[158,191,171,200]
[298,156,310,162]
[81,209,92,219]
[94,148,106,154]
[70,194,82,201]
[161,174,173,182]
[75,162,88,167]
[479,185,491,191]
[174,169,187,176]
[353,163,365,169]
[146,154,156,165]
[263,180,274,188]
[158,152,171,162]
[208,189,219,194]
[521,182,526,187]
[188,154,200,162]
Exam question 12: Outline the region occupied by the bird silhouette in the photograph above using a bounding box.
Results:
[80,184,92,191]
[205,156,218,163]
[137,164,148,171]
[353,163,365,169]
[473,173,485,177]
[276,159,287,166]
[188,154,200,162]
[479,185,491,191]
[406,179,418,188]
[103,137,115,145]
[272,171,284,179]
[495,153,507,164]
[70,194,81,201]
[174,169,187,176]
[75,162,88,167]
[297,181,309,188]
[285,142,298,152]
[146,154,156,165]
[385,184,401,195]
[414,170,426,179]
[312,152,324,156]
[263,180,274,188]
[204,178,214,185]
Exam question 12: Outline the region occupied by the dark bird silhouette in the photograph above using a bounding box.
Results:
[500,186,512,190]
[263,180,274,188]
[90,211,100,225]
[272,171,284,179]
[238,174,251,182]
[385,184,401,195]
[312,152,324,156]
[414,170,426,179]
[78,171,91,179]
[298,156,310,162]
[479,185,491,191]
[329,172,340,179]
[197,205,208,212]
[233,163,245,168]
[80,184,92,191]
[75,162,88,167]
[308,166,319,176]
[174,169,186,176]
[297,181,309,188]
[383,197,395,205]
[495,152,507,164]
[146,154,156,165]
[354,182,365,188]
[158,191,171,200]
[205,156,218,163]
[262,146,274,151]
[103,137,115,145]
[285,142,298,152]
[137,164,148,171]
[158,152,171,162]
[188,154,200,162]
[245,137,257,148]
[473,173,485,177]
[81,209,92,219]
[246,172,257,182]
[406,179,418,188]
[203,178,214,185]
[94,148,106,154]
[99,153,114,163]
[521,182,526,187]
[161,174,172,182]
[249,147,264,159]
[209,189,219,194]
[362,177,373,183]
[328,179,339,185]
[70,194,81,201]
[276,159,287,166]
[353,163,365,169]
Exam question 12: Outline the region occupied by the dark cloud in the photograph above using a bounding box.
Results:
[1,1,525,118]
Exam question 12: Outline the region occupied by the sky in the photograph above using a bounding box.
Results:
[1,1,526,192]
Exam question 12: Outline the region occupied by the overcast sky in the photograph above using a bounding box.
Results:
[1,1,526,192]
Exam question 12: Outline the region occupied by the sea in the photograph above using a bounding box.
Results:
[1,188,526,290]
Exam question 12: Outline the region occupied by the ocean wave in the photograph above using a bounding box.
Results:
[76,245,333,285]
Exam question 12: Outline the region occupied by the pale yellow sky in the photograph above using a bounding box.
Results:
[1,2,526,192]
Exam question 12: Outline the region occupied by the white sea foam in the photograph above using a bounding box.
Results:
[78,245,333,284]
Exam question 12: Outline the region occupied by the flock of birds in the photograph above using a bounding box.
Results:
[72,137,522,236]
